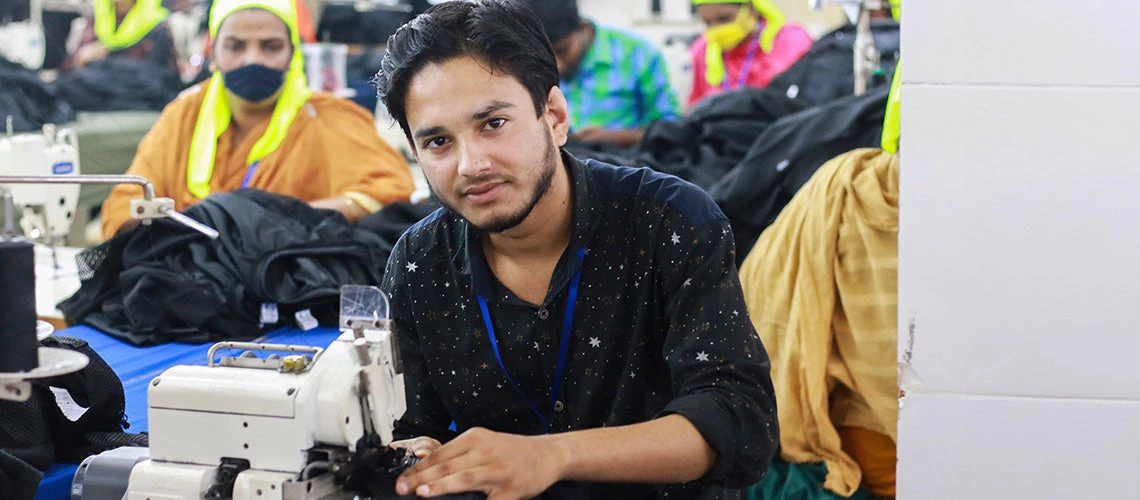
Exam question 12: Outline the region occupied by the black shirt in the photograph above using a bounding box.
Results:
[381,153,778,499]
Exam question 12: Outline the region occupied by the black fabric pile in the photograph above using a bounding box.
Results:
[59,189,397,346]
[51,56,181,112]
[707,85,891,258]
[0,58,75,132]
[356,200,442,248]
[767,20,900,107]
[317,0,435,44]
[0,336,146,498]
[566,84,890,262]
[567,88,807,189]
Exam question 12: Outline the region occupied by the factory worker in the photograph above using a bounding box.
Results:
[100,0,413,239]
[373,1,777,498]
[688,0,812,106]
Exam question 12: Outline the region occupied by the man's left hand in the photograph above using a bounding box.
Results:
[394,427,565,499]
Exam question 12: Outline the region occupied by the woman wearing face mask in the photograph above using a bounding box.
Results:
[688,0,812,107]
[99,0,414,239]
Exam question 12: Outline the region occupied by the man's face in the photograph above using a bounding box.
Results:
[550,26,589,80]
[696,4,748,29]
[404,57,570,233]
[213,9,292,76]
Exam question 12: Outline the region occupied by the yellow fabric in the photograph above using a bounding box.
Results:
[186,0,312,199]
[703,7,756,86]
[739,148,899,497]
[881,60,901,153]
[102,84,414,239]
[694,0,785,86]
[93,0,169,51]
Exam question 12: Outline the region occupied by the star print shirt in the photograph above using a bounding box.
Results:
[381,152,778,498]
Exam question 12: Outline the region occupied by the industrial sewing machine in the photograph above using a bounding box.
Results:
[0,171,413,498]
[1,122,82,257]
[71,285,416,499]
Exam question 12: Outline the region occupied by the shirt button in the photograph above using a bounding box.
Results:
[553,400,565,412]
[537,308,550,320]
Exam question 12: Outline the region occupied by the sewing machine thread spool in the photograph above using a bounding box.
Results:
[0,240,39,372]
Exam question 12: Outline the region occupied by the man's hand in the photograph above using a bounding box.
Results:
[394,427,566,499]
[390,436,443,460]
[73,44,109,68]
[309,196,368,221]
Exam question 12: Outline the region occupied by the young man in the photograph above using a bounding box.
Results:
[374,1,777,498]
[520,0,680,148]
[100,0,414,239]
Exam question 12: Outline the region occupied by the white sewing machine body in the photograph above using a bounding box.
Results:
[120,323,407,499]
[71,285,414,499]
[0,124,82,244]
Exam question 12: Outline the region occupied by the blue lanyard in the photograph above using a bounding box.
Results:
[240,161,260,188]
[475,248,586,432]
[722,39,760,91]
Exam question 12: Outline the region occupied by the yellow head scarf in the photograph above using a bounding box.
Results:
[93,0,170,51]
[692,0,785,87]
[185,0,312,199]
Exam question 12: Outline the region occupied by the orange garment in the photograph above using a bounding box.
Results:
[102,82,413,240]
[292,0,316,43]
[838,426,896,498]
[739,148,899,497]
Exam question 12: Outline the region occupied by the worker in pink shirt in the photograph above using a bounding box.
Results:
[689,0,812,107]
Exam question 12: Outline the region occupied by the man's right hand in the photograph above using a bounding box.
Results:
[390,436,443,459]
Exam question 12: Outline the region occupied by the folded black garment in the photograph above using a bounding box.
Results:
[767,20,900,107]
[567,88,807,191]
[707,86,890,261]
[60,189,392,345]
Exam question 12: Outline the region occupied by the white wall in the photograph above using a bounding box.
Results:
[898,1,1140,498]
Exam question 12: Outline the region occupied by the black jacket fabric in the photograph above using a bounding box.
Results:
[51,55,181,112]
[567,88,806,190]
[767,20,900,107]
[0,58,75,132]
[0,450,40,500]
[707,85,890,258]
[59,189,392,345]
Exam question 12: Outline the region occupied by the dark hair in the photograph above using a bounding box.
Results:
[375,0,560,139]
[518,0,580,43]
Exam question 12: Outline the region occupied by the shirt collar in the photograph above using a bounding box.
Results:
[459,150,598,304]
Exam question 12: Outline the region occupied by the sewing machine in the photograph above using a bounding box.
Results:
[0,171,219,399]
[0,0,47,70]
[71,285,415,499]
[1,123,82,253]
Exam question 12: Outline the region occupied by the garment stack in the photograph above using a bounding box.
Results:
[58,190,434,346]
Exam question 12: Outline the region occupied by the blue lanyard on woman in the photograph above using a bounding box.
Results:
[240,160,261,188]
[474,248,586,432]
[722,38,760,91]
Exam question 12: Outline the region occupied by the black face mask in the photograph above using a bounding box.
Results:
[222,63,285,102]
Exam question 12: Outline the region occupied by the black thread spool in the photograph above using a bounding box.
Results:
[0,240,38,373]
